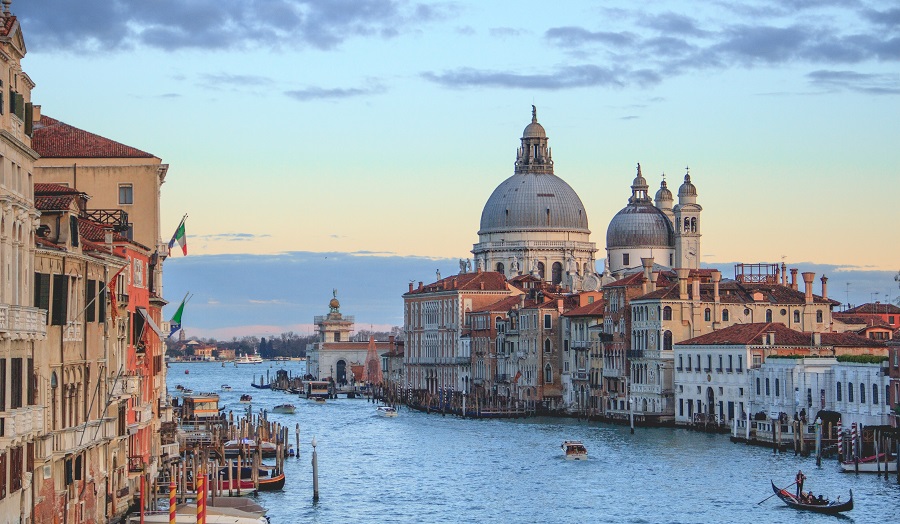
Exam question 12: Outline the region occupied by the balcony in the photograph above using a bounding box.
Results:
[573,371,589,381]
[454,356,472,365]
[160,443,179,458]
[602,367,623,378]
[626,350,644,359]
[495,373,510,383]
[571,340,591,350]
[0,304,48,340]
[84,209,130,232]
[4,405,45,440]
[63,322,82,342]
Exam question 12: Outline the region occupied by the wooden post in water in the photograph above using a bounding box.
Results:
[815,417,822,467]
[295,424,300,459]
[311,436,319,501]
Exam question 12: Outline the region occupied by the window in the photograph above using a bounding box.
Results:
[860,383,865,404]
[544,339,551,353]
[663,306,672,321]
[34,272,50,313]
[765,309,772,323]
[9,446,21,493]
[836,382,842,401]
[873,384,878,405]
[793,310,800,323]
[848,382,853,403]
[775,378,780,397]
[69,215,79,247]
[0,359,5,411]
[544,314,551,330]
[678,355,683,371]
[118,184,134,205]
[727,355,733,372]
[704,308,711,322]
[496,262,505,274]
[544,364,552,384]
[51,274,69,326]
[722,309,729,322]
[756,378,760,395]
[623,253,630,266]
[737,355,743,372]
[765,378,770,396]
[26,359,34,406]
[687,355,692,371]
[0,451,6,499]
[816,310,823,323]
[85,280,96,322]
[663,331,673,351]
[10,358,22,409]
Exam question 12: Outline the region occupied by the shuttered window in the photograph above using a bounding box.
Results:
[34,273,51,313]
[0,359,5,411]
[51,275,69,325]
[98,282,107,320]
[10,358,22,409]
[85,280,96,323]
[27,359,34,406]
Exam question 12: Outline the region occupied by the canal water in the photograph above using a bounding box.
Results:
[170,362,899,523]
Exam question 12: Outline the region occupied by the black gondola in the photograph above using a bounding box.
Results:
[770,481,853,514]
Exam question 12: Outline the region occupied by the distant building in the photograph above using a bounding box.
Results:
[834,302,900,331]
[307,292,393,385]
[560,294,605,413]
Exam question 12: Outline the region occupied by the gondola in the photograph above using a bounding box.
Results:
[770,481,853,514]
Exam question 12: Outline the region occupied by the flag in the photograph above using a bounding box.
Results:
[513,371,522,383]
[168,297,186,339]
[168,218,187,256]
[107,265,127,321]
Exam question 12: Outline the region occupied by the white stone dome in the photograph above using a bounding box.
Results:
[478,172,590,235]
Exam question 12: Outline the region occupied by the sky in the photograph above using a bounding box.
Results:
[17,1,900,338]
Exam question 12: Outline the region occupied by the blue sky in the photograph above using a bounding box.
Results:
[18,1,900,337]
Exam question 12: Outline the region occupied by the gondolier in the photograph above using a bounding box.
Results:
[795,470,806,497]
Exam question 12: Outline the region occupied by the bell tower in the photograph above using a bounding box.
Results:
[674,168,702,269]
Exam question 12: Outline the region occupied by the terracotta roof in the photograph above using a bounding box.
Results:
[35,194,78,211]
[0,15,16,37]
[34,183,82,195]
[77,218,131,243]
[833,315,869,325]
[406,271,510,295]
[676,322,884,348]
[563,300,607,317]
[635,280,837,306]
[32,115,156,159]
[843,303,900,315]
[472,296,522,314]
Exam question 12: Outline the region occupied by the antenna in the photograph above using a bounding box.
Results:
[845,282,851,310]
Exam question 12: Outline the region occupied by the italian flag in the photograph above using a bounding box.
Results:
[168,218,187,256]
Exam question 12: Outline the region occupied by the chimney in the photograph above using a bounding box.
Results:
[813,332,821,346]
[641,257,654,294]
[649,272,658,292]
[409,282,413,293]
[820,275,828,300]
[519,294,526,308]
[802,272,815,304]
[452,277,457,289]
[389,335,395,346]
[712,270,721,303]
[557,298,564,314]
[691,276,700,302]
[479,282,484,290]
[418,281,423,291]
[781,262,788,286]
[790,268,798,290]
[676,268,690,300]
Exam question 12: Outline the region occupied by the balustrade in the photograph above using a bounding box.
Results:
[0,304,48,339]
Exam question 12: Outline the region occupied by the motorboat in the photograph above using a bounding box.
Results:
[562,440,587,460]
[239,394,252,404]
[223,438,278,458]
[221,384,233,391]
[310,397,326,404]
[376,405,398,417]
[271,404,296,414]
[840,454,898,473]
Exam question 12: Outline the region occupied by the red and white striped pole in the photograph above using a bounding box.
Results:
[196,468,205,524]
[169,481,176,524]
[836,419,843,459]
[850,423,857,458]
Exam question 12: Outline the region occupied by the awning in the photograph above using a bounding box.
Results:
[137,307,166,340]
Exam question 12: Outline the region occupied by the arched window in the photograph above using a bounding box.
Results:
[663,331,673,351]
[704,308,711,322]
[756,377,761,395]
[537,262,545,279]
[544,339,551,353]
[544,364,552,384]
[766,309,773,323]
[816,310,823,323]
[836,382,842,401]
[663,306,672,321]
[793,310,800,323]
[722,309,730,322]
[775,378,780,397]
[860,383,866,404]
[690,217,697,232]
[496,262,505,274]
[765,378,770,396]
[683,217,690,232]
[872,384,879,405]
[848,382,854,402]
[551,262,563,285]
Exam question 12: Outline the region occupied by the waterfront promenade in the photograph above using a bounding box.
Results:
[170,362,900,523]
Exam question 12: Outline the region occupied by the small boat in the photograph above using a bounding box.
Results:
[240,394,252,403]
[223,438,278,458]
[376,405,398,417]
[311,397,326,404]
[250,383,271,390]
[770,481,852,514]
[562,440,587,460]
[840,454,898,473]
[182,388,194,395]
[184,369,190,374]
[221,384,233,391]
[272,404,296,414]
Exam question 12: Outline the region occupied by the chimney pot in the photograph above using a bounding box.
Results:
[676,268,690,300]
[820,275,828,300]
[408,282,413,293]
[802,272,815,304]
[712,270,721,303]
[790,269,798,290]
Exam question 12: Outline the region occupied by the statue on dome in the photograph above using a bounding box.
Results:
[476,257,485,272]
[459,259,467,274]
[532,104,537,121]
[510,257,519,274]
[466,258,472,272]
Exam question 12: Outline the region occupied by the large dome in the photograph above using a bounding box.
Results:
[606,203,674,249]
[479,172,590,234]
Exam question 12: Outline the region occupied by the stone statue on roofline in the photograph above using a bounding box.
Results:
[459,258,467,274]
[476,257,485,272]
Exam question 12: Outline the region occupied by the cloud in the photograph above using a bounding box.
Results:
[489,27,524,38]
[422,64,659,90]
[284,83,386,101]
[16,0,448,53]
[248,299,288,305]
[199,73,274,88]
[620,115,639,120]
[193,233,271,241]
[644,12,710,37]
[545,27,637,48]
[806,69,900,94]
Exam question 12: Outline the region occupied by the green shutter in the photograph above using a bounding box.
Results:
[14,93,24,120]
[24,102,32,136]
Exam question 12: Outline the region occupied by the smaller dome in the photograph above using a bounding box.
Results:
[523,121,546,138]
[678,174,697,197]
[329,298,340,310]
[655,180,673,202]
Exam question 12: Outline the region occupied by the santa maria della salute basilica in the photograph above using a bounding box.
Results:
[472,107,702,288]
